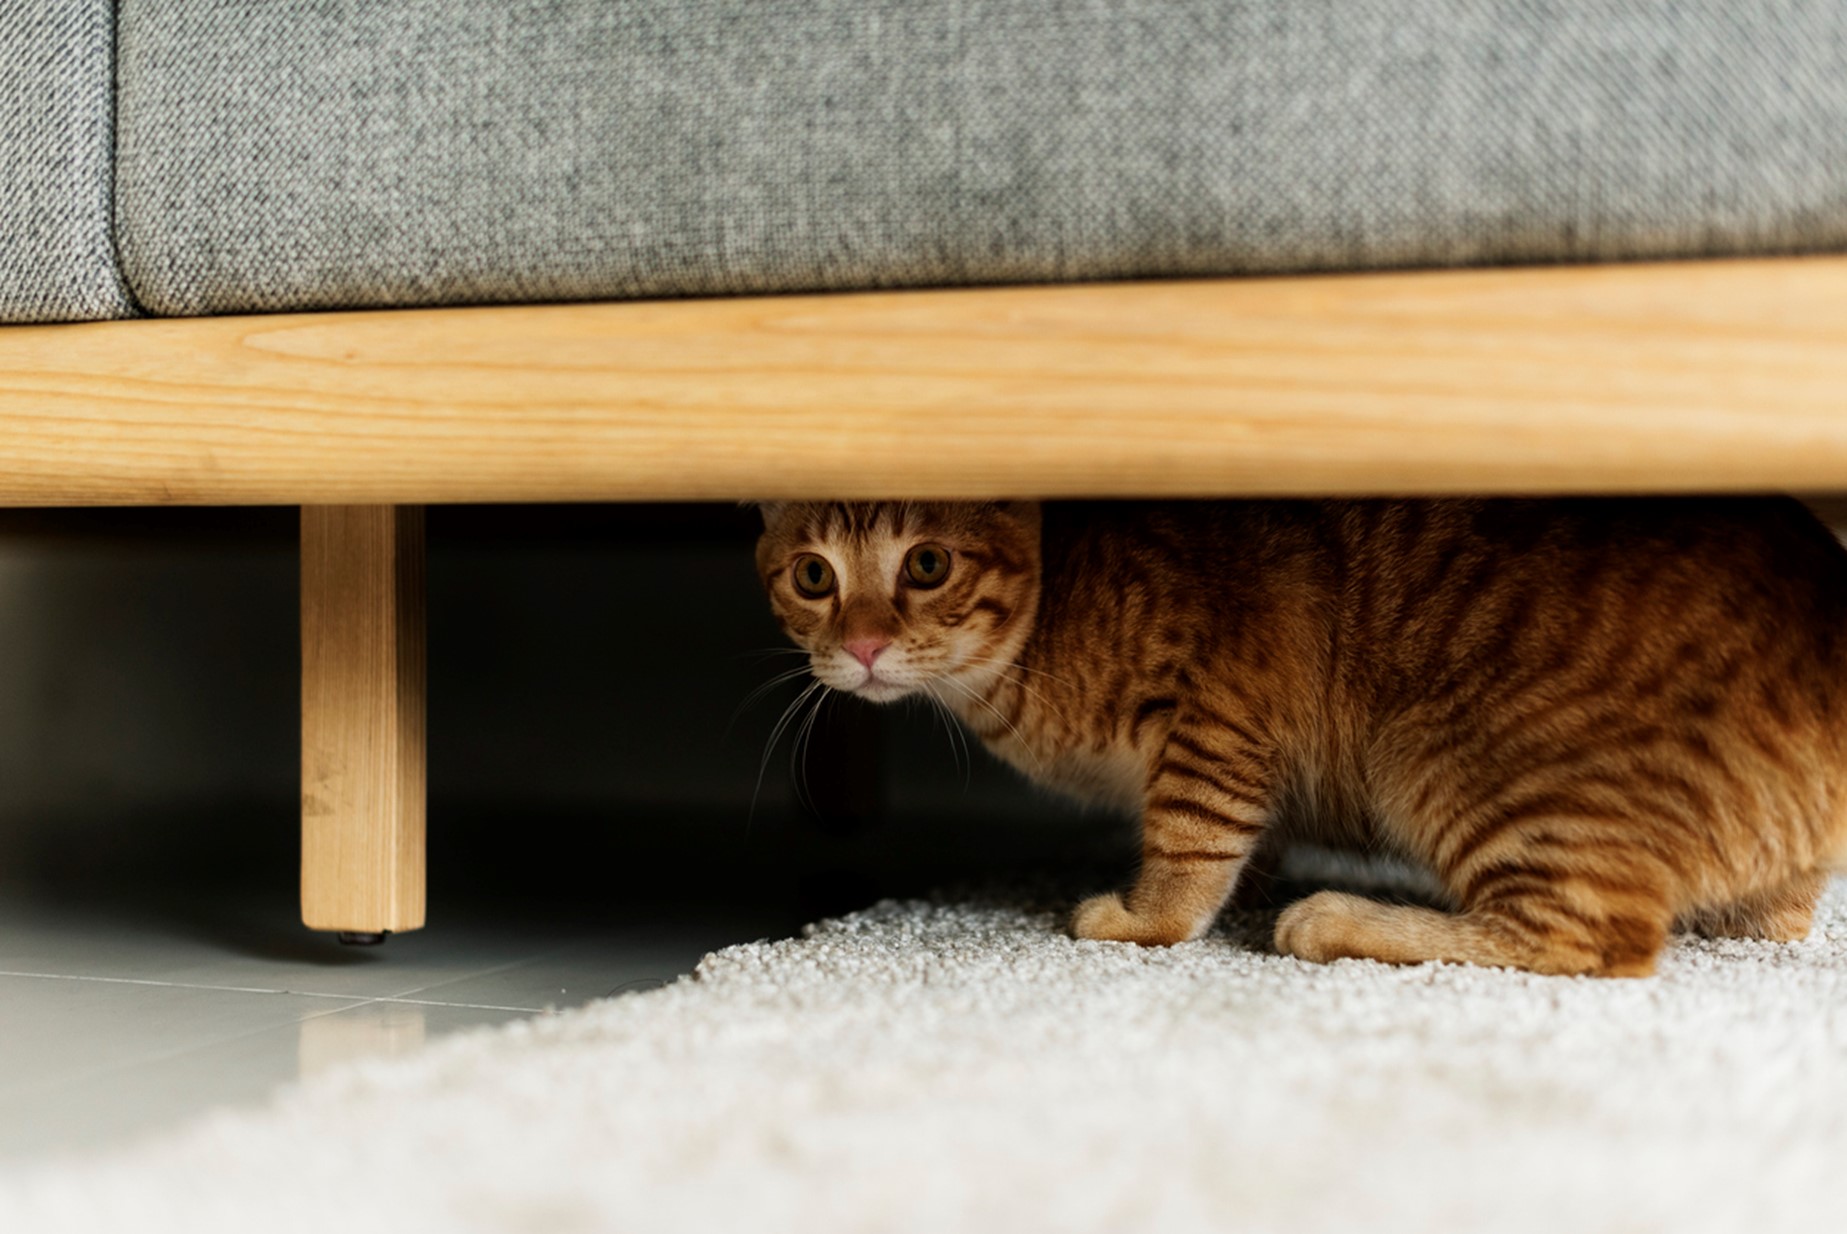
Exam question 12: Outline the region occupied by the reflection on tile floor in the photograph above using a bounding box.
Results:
[0,890,800,1160]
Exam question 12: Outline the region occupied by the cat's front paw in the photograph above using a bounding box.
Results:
[1070,893,1195,946]
[1071,893,1135,940]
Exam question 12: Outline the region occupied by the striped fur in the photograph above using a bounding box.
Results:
[758,498,1847,977]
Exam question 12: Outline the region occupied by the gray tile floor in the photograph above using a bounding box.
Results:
[0,888,799,1160]
[0,791,1107,1165]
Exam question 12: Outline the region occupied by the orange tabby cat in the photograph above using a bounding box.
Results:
[757,498,1847,976]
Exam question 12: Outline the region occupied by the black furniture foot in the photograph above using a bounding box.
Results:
[338,931,390,946]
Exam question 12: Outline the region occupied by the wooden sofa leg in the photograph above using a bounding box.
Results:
[301,506,427,941]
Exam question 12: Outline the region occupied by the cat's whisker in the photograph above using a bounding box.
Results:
[933,675,1043,770]
[790,684,834,817]
[960,655,1081,690]
[944,656,1070,730]
[940,695,971,784]
[973,667,1065,723]
[749,678,825,827]
[923,687,973,789]
[953,698,980,780]
[914,688,954,780]
[734,664,814,708]
[953,655,1076,725]
[726,665,818,736]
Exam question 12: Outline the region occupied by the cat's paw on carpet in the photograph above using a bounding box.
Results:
[1070,893,1198,946]
[1274,890,1384,963]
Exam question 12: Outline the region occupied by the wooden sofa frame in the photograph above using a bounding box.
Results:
[6,256,1842,939]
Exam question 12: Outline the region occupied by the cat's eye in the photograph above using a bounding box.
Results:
[791,553,836,597]
[904,543,952,588]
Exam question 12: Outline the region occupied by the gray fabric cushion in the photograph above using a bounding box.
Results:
[118,0,1847,317]
[0,1,135,323]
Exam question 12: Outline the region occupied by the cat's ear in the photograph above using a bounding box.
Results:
[750,501,789,528]
[989,499,1041,526]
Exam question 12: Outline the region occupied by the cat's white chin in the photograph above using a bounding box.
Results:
[810,666,914,703]
[851,679,913,704]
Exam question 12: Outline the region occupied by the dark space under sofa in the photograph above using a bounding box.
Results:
[4,0,1847,939]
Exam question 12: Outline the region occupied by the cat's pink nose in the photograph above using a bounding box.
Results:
[845,638,889,669]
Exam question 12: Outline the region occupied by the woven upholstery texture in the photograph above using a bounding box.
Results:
[0,0,134,322]
[102,0,1847,316]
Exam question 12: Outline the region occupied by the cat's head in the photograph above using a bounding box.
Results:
[756,501,1042,703]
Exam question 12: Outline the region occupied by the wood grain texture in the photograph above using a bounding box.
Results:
[301,506,426,935]
[3,257,1847,504]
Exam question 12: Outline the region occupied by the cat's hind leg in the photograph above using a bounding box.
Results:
[1275,841,1676,977]
[1687,869,1825,942]
[1073,717,1274,946]
[1272,891,1660,976]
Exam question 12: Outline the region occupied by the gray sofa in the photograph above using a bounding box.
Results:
[9,1,1847,325]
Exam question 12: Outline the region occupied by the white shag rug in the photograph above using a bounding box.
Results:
[8,881,1847,1234]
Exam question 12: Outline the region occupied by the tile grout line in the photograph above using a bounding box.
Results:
[370,947,575,1004]
[0,970,545,1013]
[0,969,346,998]
[368,996,546,1014]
